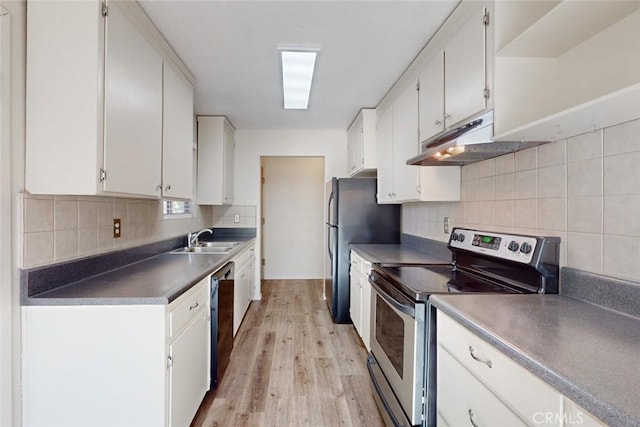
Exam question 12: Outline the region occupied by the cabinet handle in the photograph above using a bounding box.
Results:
[444,113,451,119]
[469,346,492,368]
[468,409,479,427]
[165,185,171,191]
[189,301,199,311]
[435,119,442,126]
[167,356,173,368]
[156,185,162,191]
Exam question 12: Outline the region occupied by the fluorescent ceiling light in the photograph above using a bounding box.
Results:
[281,50,317,110]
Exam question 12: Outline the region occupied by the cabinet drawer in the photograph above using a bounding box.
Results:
[170,279,209,338]
[437,345,527,427]
[437,311,562,425]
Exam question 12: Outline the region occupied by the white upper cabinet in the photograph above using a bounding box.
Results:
[444,7,488,127]
[162,62,195,200]
[25,1,194,198]
[347,109,377,176]
[196,116,235,205]
[493,1,640,141]
[103,3,163,197]
[392,82,422,202]
[377,83,460,204]
[375,105,395,204]
[418,6,489,143]
[418,52,445,142]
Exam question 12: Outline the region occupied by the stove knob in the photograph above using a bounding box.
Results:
[520,242,532,254]
[451,232,459,241]
[508,240,520,252]
[458,234,465,242]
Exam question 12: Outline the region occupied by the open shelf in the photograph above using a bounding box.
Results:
[496,0,640,57]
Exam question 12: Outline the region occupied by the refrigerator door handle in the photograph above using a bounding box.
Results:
[327,224,337,259]
[327,191,335,226]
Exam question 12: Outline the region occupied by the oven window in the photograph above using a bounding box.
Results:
[375,294,404,378]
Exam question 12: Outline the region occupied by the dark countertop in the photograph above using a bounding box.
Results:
[349,243,451,265]
[24,238,256,306]
[430,294,640,427]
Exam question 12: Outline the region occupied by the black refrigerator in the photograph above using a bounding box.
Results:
[325,177,401,324]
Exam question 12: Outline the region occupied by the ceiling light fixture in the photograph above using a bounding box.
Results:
[281,50,318,110]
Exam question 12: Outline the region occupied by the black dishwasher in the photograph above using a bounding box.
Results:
[210,262,234,389]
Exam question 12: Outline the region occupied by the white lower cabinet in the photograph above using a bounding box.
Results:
[436,310,606,427]
[438,346,527,427]
[22,278,211,427]
[232,242,255,336]
[349,250,373,351]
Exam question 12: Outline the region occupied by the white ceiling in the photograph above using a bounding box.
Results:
[139,0,459,130]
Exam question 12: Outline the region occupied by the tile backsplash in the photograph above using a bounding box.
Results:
[403,118,640,282]
[211,205,257,228]
[20,195,212,268]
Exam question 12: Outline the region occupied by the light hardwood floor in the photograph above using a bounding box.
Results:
[193,279,384,427]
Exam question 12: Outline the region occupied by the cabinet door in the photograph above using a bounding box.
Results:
[444,7,487,126]
[360,261,372,351]
[233,262,248,336]
[222,122,235,204]
[104,4,163,196]
[418,51,445,142]
[376,105,395,203]
[162,62,194,199]
[169,309,209,427]
[392,82,421,202]
[349,269,362,336]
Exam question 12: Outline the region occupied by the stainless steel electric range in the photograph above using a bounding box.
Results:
[367,227,561,427]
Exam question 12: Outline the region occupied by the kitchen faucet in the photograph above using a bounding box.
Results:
[188,228,213,247]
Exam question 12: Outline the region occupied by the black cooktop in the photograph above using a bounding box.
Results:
[373,264,525,301]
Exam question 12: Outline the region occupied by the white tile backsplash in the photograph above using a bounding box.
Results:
[537,165,566,198]
[495,153,514,175]
[603,119,640,156]
[568,196,603,234]
[603,235,640,279]
[567,131,602,163]
[401,118,640,282]
[568,158,602,197]
[604,195,640,237]
[567,232,603,273]
[514,146,538,171]
[212,204,257,228]
[538,140,566,167]
[603,152,640,196]
[514,170,537,199]
[22,194,213,268]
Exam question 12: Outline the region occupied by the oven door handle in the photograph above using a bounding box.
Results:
[370,277,415,317]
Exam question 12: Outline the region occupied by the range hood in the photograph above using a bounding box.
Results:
[407,111,548,166]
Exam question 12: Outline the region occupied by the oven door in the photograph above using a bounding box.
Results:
[369,271,425,426]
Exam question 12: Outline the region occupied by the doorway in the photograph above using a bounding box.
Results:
[260,157,324,280]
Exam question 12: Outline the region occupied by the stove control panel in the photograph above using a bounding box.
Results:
[449,228,538,264]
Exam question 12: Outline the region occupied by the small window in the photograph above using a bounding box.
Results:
[163,199,193,218]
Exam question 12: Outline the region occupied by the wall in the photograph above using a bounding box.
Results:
[403,118,640,282]
[233,129,347,288]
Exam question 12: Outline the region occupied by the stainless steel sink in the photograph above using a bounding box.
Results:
[169,241,242,254]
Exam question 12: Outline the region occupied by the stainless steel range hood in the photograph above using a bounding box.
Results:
[407,111,548,166]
